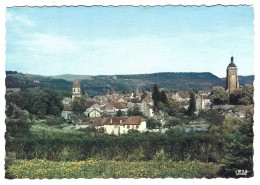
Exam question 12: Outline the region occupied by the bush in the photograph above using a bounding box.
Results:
[44,116,65,126]
[146,118,161,129]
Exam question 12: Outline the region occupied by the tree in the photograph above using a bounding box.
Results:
[5,112,31,138]
[116,109,123,117]
[210,86,229,105]
[152,84,160,107]
[198,110,225,127]
[5,89,63,118]
[230,85,254,105]
[146,118,161,129]
[166,117,181,127]
[218,114,253,177]
[71,97,87,115]
[127,106,143,116]
[167,98,181,116]
[160,90,168,104]
[187,92,196,116]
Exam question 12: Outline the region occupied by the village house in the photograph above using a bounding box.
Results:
[86,108,102,118]
[196,91,211,110]
[84,101,103,117]
[104,101,127,115]
[103,116,147,135]
[172,92,190,102]
[61,104,73,119]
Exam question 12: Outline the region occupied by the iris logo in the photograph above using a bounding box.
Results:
[235,170,248,176]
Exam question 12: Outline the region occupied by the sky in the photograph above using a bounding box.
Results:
[5,6,254,77]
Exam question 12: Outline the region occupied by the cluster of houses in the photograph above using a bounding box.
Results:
[60,81,215,135]
[61,81,155,120]
[61,82,213,121]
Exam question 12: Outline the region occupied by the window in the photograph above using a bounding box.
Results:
[74,89,75,92]
[127,125,130,129]
[136,126,139,129]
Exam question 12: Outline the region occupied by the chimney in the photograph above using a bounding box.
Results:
[110,118,112,124]
[120,120,122,124]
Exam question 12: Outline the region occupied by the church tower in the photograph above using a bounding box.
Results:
[226,56,239,94]
[72,81,81,100]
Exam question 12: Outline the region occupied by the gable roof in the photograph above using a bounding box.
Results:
[103,117,128,125]
[124,116,144,125]
[86,101,98,109]
[178,92,189,99]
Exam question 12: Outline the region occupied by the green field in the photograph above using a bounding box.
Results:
[6,159,221,179]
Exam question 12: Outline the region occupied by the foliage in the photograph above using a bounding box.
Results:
[116,109,123,117]
[210,86,229,105]
[146,118,162,129]
[198,110,225,127]
[127,106,143,116]
[6,159,221,179]
[152,84,160,107]
[71,97,87,115]
[230,85,254,105]
[160,90,168,104]
[44,116,66,126]
[166,117,181,127]
[218,114,253,177]
[167,98,181,116]
[5,112,31,138]
[187,92,196,116]
[5,89,63,118]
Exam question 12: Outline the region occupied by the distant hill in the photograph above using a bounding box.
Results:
[220,75,255,86]
[5,71,254,97]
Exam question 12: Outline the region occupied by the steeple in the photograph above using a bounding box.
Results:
[228,56,237,68]
[226,56,239,94]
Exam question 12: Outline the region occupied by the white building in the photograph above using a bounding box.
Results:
[103,116,147,136]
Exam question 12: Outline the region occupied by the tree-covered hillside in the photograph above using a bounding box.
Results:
[5,71,254,96]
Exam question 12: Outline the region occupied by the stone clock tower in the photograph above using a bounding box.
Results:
[226,56,239,94]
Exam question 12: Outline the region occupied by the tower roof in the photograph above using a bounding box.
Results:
[227,56,237,68]
[72,81,80,88]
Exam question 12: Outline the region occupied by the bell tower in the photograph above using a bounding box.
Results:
[72,81,81,100]
[226,56,239,94]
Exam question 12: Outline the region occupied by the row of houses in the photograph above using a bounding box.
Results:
[62,82,155,119]
[79,116,147,136]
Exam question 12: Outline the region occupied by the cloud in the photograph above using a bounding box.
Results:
[17,33,78,56]
[6,11,35,26]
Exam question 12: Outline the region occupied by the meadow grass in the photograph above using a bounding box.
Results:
[6,159,221,179]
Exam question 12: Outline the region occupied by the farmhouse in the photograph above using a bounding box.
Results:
[103,116,147,135]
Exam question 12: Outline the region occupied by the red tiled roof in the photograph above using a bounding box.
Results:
[178,92,189,99]
[86,101,97,109]
[124,116,142,125]
[103,117,128,125]
[72,81,80,88]
[92,118,107,126]
[110,101,124,109]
